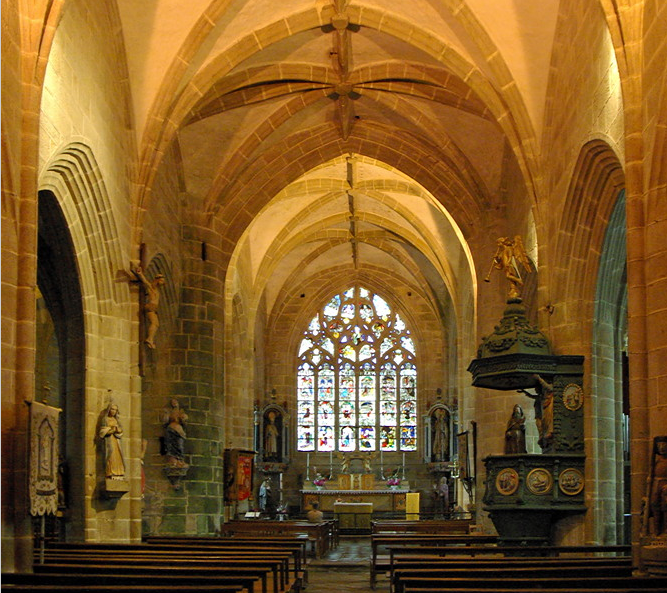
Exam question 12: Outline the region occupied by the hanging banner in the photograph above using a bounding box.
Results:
[237,452,254,501]
[29,401,61,516]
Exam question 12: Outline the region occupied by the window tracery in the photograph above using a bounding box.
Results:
[297,287,417,452]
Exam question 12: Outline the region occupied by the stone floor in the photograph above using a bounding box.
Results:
[306,536,386,593]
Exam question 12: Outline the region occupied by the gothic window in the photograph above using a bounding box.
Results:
[297,287,418,452]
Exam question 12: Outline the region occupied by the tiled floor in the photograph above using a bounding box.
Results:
[307,536,386,593]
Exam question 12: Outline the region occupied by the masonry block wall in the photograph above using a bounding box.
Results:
[35,0,139,545]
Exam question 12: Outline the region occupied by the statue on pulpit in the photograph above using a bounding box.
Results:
[484,235,531,301]
[505,404,527,454]
[519,374,554,452]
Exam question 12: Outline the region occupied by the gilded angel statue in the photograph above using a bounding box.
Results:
[485,235,531,300]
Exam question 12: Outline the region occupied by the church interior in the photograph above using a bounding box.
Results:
[2,0,667,584]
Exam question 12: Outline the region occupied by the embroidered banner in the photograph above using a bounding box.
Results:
[29,401,61,516]
[237,452,253,501]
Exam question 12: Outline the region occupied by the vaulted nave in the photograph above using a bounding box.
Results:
[2,0,666,581]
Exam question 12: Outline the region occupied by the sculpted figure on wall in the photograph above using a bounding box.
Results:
[134,266,165,349]
[99,403,125,479]
[162,398,188,468]
[485,235,531,300]
[264,410,280,460]
[431,408,449,461]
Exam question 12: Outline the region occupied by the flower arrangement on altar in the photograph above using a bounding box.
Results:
[386,468,401,488]
[312,474,327,488]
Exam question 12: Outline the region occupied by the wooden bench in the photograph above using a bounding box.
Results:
[219,520,335,557]
[37,551,292,590]
[402,587,667,593]
[390,544,663,593]
[387,543,631,558]
[45,539,306,587]
[370,533,498,587]
[1,580,245,593]
[372,519,473,534]
[33,559,281,593]
[396,575,667,593]
[6,570,260,593]
[390,557,632,593]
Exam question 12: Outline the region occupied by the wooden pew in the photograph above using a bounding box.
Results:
[33,561,277,593]
[402,587,667,593]
[387,543,631,558]
[145,534,308,582]
[390,557,632,593]
[6,570,260,593]
[1,581,244,593]
[370,533,498,587]
[388,544,663,593]
[373,542,631,586]
[396,575,667,593]
[37,552,290,591]
[218,520,335,557]
[372,519,473,534]
[43,540,305,588]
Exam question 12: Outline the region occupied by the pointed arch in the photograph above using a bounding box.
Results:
[296,285,418,453]
[552,139,625,345]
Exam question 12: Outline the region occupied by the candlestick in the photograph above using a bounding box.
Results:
[402,452,406,480]
[329,450,333,477]
[306,453,310,480]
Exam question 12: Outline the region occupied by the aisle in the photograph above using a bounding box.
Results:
[306,536,386,593]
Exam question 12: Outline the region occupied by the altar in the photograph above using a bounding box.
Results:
[302,470,412,514]
[334,501,373,530]
[301,489,408,513]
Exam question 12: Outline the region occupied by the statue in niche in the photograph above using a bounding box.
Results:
[133,266,165,349]
[431,408,449,461]
[162,398,188,468]
[485,235,531,300]
[648,436,667,537]
[504,404,527,454]
[264,410,280,460]
[99,403,125,479]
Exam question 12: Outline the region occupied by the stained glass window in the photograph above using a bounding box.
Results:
[297,287,418,452]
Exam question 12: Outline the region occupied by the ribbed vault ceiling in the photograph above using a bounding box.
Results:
[118,0,560,317]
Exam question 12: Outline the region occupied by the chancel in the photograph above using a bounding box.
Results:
[2,0,666,590]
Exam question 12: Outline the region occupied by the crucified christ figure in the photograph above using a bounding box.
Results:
[134,266,165,348]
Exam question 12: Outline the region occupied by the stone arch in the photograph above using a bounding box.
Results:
[550,138,625,543]
[38,142,138,541]
[265,266,449,415]
[39,143,127,313]
[36,189,86,539]
[591,190,628,544]
[551,139,625,350]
